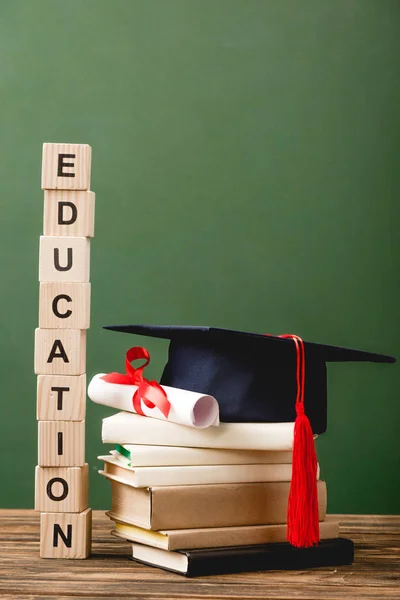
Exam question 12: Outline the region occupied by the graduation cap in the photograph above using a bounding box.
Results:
[103,324,395,548]
[103,325,395,434]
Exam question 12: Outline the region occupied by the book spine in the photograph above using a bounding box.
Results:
[102,412,295,451]
[186,538,354,577]
[151,481,327,530]
[133,463,297,487]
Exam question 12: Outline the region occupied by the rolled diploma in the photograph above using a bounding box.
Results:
[88,374,220,428]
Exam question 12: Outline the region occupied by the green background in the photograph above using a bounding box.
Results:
[0,0,399,514]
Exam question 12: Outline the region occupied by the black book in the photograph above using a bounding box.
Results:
[130,537,354,577]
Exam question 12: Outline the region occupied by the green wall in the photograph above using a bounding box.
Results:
[0,0,399,514]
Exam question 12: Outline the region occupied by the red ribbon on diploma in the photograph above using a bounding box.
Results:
[101,347,171,419]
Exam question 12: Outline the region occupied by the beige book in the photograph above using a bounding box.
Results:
[109,516,339,551]
[121,444,293,466]
[105,478,327,530]
[99,454,319,487]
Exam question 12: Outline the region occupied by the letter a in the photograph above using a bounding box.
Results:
[47,340,69,363]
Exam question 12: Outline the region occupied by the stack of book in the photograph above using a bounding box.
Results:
[89,324,396,575]
[97,411,352,576]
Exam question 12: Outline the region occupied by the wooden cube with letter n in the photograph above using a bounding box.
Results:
[40,509,92,559]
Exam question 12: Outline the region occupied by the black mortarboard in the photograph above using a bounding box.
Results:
[103,325,395,434]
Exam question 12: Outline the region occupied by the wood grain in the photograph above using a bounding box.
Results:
[43,190,95,237]
[0,511,398,598]
[41,143,92,190]
[35,464,88,513]
[39,282,91,329]
[39,236,90,283]
[36,374,86,421]
[38,421,85,467]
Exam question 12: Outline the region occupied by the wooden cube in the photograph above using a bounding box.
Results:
[34,329,86,375]
[40,509,92,559]
[41,143,92,191]
[39,236,90,283]
[43,190,95,237]
[35,464,88,512]
[37,374,86,421]
[39,282,91,329]
[38,421,85,467]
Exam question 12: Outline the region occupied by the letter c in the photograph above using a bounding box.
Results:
[52,294,72,319]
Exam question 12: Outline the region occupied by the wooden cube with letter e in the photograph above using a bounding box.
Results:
[41,143,92,191]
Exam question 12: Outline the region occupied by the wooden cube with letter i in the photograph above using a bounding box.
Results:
[35,142,94,559]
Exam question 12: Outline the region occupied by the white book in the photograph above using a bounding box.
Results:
[102,411,296,451]
[98,454,318,487]
[118,444,293,466]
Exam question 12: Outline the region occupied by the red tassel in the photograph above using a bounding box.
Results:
[287,402,320,547]
[279,334,320,548]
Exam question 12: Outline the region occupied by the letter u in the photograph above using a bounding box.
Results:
[54,247,72,271]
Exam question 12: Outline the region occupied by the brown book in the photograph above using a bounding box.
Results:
[109,516,339,551]
[107,478,327,530]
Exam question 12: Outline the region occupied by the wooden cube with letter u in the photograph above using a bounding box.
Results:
[39,236,90,283]
[40,509,92,559]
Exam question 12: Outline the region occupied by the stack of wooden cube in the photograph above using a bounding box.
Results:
[34,143,94,559]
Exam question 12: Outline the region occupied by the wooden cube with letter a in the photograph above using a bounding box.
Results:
[38,421,85,467]
[40,509,92,559]
[43,190,95,237]
[35,464,88,512]
[39,282,91,329]
[37,374,86,421]
[34,328,86,375]
[41,143,92,191]
[39,236,90,283]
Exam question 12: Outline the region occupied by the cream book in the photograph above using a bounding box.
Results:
[110,516,339,551]
[103,478,327,530]
[117,444,293,466]
[102,411,296,451]
[99,454,317,487]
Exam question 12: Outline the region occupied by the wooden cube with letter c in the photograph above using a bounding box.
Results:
[38,421,85,467]
[40,509,92,559]
[39,282,91,329]
[35,464,88,512]
[41,143,92,191]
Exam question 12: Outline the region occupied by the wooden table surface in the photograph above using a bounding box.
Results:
[1,510,399,599]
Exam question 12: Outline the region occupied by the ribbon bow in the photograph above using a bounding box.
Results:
[101,347,171,419]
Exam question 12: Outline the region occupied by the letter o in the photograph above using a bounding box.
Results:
[46,477,69,502]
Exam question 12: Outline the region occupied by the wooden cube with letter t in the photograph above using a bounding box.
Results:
[40,509,92,559]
